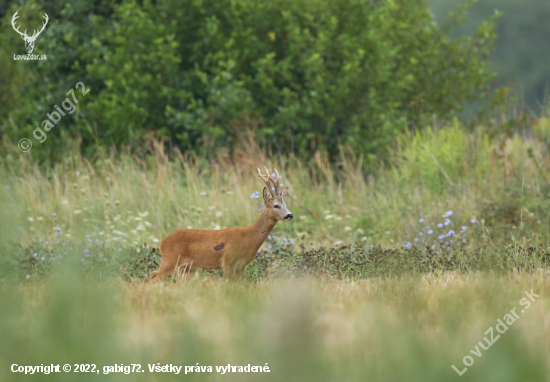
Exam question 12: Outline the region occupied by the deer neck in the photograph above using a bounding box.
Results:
[247,210,277,243]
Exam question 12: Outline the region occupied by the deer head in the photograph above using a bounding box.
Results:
[11,11,49,54]
[257,167,293,221]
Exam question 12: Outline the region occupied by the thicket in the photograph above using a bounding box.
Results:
[0,0,499,161]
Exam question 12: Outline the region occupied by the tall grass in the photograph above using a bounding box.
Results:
[0,272,548,381]
[1,119,550,253]
[1,121,550,381]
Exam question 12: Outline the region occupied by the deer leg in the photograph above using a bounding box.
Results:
[177,262,197,282]
[147,261,176,283]
[222,255,248,281]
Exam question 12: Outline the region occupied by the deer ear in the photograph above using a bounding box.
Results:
[262,187,271,203]
[281,187,289,199]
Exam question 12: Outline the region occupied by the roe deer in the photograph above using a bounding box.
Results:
[148,168,293,282]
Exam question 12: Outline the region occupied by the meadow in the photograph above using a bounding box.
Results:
[1,118,550,381]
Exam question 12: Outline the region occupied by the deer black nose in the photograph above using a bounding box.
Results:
[284,214,293,220]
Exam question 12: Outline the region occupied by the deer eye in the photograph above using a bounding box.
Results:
[274,205,280,209]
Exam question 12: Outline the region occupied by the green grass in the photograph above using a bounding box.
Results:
[1,120,550,380]
[0,272,549,382]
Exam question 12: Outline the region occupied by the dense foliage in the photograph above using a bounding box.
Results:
[0,0,498,160]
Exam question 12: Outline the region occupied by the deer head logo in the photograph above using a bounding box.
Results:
[11,11,49,54]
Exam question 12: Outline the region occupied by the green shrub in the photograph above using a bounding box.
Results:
[0,0,499,160]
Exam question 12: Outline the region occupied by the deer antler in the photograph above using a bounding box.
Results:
[30,13,48,39]
[257,167,282,198]
[11,11,48,40]
[11,11,27,38]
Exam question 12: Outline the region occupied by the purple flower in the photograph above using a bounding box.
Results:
[414,238,419,242]
[404,242,412,248]
[33,253,37,257]
[437,223,443,228]
[428,230,433,234]
[40,257,45,261]
[419,232,423,236]
[438,235,445,240]
[419,218,424,223]
[52,213,56,217]
[55,232,59,236]
[471,218,476,223]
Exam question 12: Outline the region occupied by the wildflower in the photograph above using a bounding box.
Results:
[215,211,223,217]
[40,257,45,261]
[45,241,49,244]
[55,232,59,236]
[461,226,467,231]
[448,230,455,235]
[471,218,477,223]
[280,184,284,187]
[52,213,56,217]
[437,223,443,228]
[450,240,454,244]
[414,238,419,242]
[404,242,412,248]
[5,186,9,189]
[444,210,453,217]
[118,248,122,252]
[428,230,433,234]
[462,239,466,243]
[419,232,423,236]
[33,253,37,257]
[37,217,43,221]
[438,235,445,240]
[28,217,34,222]
[268,245,273,249]
[271,173,276,177]
[419,218,424,223]
[84,250,89,253]
[56,240,59,244]
[283,238,288,242]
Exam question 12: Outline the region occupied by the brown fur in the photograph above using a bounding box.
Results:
[147,169,292,282]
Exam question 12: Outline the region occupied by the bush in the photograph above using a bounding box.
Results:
[0,0,499,160]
